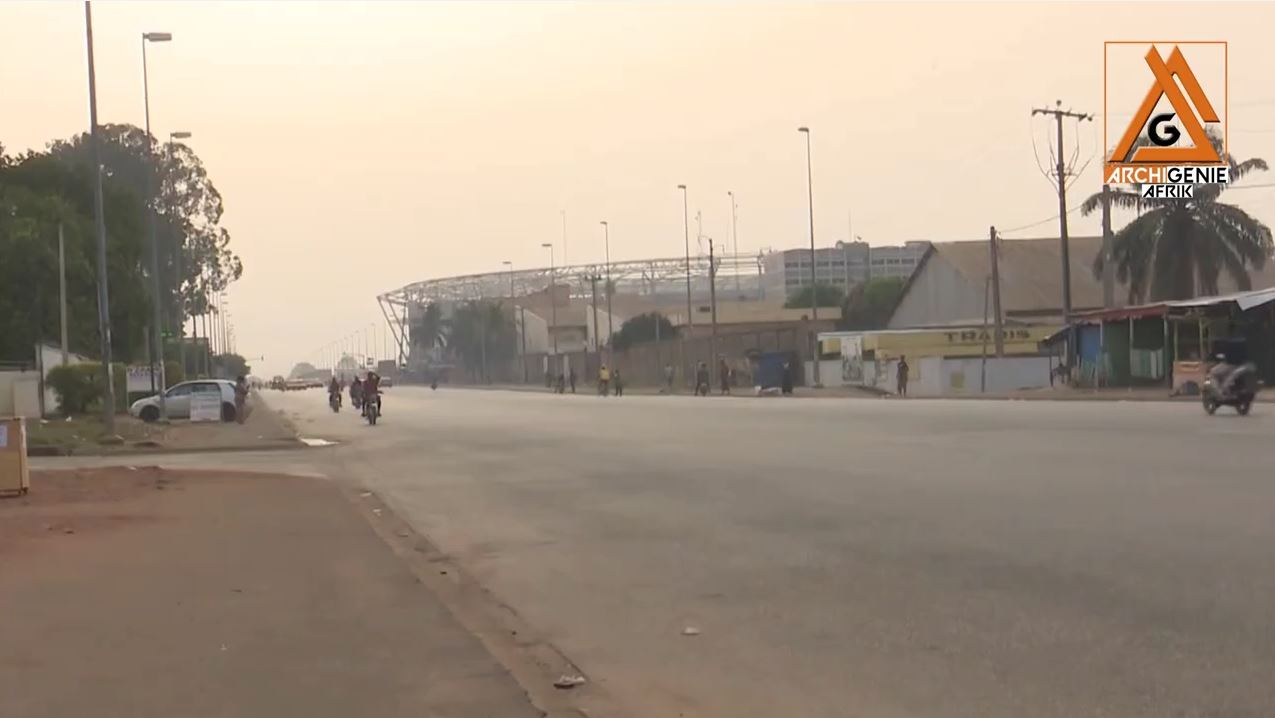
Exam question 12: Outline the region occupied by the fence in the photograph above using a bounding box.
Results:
[502,325,810,390]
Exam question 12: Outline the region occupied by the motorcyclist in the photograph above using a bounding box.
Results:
[363,371,382,416]
[350,376,364,408]
[1209,352,1248,398]
[328,376,342,406]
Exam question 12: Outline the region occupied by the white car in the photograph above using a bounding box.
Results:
[129,379,239,422]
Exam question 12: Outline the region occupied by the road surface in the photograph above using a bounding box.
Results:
[212,388,1275,716]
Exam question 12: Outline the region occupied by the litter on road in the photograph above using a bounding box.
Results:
[553,675,587,689]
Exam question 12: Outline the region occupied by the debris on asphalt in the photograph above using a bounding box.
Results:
[371,508,383,516]
[359,491,372,498]
[396,529,410,537]
[63,527,75,535]
[681,626,702,636]
[553,674,587,689]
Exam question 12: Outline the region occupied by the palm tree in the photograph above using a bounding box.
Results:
[1082,134,1272,302]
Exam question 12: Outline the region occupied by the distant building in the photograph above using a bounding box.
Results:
[762,241,930,298]
[887,236,1110,329]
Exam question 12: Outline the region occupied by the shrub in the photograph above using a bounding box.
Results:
[46,363,101,415]
[46,362,130,415]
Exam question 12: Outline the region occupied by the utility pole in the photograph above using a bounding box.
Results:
[1031,101,1093,322]
[601,221,613,361]
[58,223,69,366]
[1101,184,1115,308]
[708,237,719,386]
[989,225,1004,357]
[980,276,991,393]
[84,1,116,433]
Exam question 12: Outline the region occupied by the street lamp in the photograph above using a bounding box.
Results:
[728,191,740,296]
[541,242,558,357]
[142,29,172,418]
[169,131,191,377]
[503,260,524,376]
[600,220,613,358]
[798,126,820,387]
[677,184,692,329]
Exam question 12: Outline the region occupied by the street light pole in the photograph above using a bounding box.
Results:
[601,221,613,360]
[798,126,820,387]
[142,30,172,418]
[503,260,522,381]
[85,1,117,432]
[728,191,740,296]
[169,131,190,377]
[677,184,692,329]
[541,243,558,358]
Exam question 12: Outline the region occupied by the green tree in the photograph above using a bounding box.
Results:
[0,149,150,361]
[444,300,516,380]
[410,302,445,352]
[837,277,905,331]
[1082,135,1272,302]
[213,353,251,378]
[784,283,845,309]
[612,312,676,351]
[48,124,242,339]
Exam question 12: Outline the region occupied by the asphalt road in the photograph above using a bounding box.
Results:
[256,388,1275,716]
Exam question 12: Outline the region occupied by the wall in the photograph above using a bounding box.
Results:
[935,356,1054,394]
[887,254,985,328]
[0,369,41,417]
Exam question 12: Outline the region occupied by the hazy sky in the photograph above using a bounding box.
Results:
[4,1,1274,377]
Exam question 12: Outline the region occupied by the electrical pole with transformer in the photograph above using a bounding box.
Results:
[1031,101,1093,323]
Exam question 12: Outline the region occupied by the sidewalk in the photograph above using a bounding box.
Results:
[0,468,542,718]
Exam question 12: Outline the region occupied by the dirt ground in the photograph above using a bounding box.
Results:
[0,468,543,718]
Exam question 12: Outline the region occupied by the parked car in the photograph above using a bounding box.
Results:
[129,379,239,422]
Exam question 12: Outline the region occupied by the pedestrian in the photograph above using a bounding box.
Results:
[568,367,577,394]
[695,362,710,396]
[233,374,249,423]
[719,359,731,395]
[781,362,793,395]
[896,355,909,397]
[556,372,566,394]
[664,363,675,394]
[613,368,624,397]
[598,364,611,396]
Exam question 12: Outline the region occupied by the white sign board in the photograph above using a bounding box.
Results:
[127,366,157,393]
[190,393,222,422]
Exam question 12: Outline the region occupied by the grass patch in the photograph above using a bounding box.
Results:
[27,415,158,453]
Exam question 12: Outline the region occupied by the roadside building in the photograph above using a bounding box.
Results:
[887,236,1112,328]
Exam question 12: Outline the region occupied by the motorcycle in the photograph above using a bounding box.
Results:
[329,392,341,413]
[1202,362,1259,415]
[364,391,380,425]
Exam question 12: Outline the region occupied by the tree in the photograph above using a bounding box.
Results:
[612,312,676,351]
[214,353,251,378]
[784,283,845,309]
[410,302,445,353]
[837,277,905,331]
[444,300,516,379]
[0,149,150,362]
[1082,134,1273,302]
[48,124,242,339]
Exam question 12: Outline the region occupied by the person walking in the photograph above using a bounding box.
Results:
[233,375,249,424]
[598,364,611,396]
[781,361,794,395]
[664,363,675,394]
[718,359,731,395]
[695,362,710,397]
[613,368,624,397]
[568,367,577,394]
[896,355,910,397]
